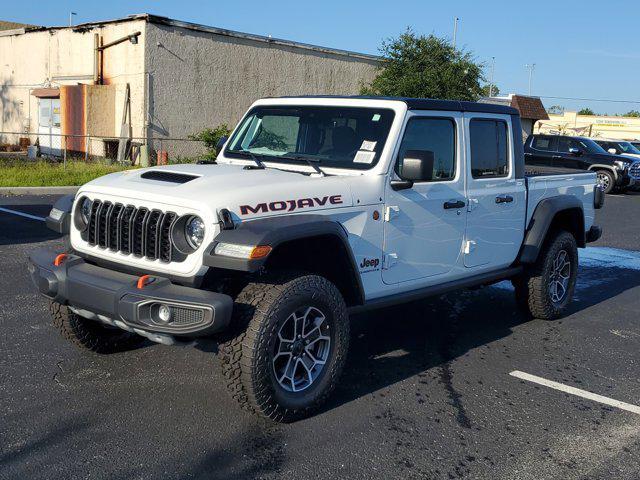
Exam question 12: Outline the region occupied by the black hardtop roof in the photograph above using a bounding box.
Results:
[274,95,519,116]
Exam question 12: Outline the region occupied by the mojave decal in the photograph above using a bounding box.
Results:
[239,195,343,215]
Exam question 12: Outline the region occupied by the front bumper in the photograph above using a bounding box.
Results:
[28,249,233,344]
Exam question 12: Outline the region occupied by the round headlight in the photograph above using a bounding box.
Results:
[80,198,92,224]
[185,216,205,249]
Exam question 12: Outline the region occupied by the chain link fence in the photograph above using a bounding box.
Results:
[0,131,212,166]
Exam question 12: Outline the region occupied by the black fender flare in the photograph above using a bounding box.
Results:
[588,164,618,180]
[518,196,585,264]
[203,214,364,301]
[45,194,75,234]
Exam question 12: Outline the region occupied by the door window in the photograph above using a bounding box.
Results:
[532,136,557,151]
[395,118,456,182]
[470,119,509,178]
[557,137,581,153]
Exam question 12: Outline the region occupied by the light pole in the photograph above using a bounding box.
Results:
[69,12,77,27]
[452,17,459,49]
[525,63,536,96]
[489,57,496,97]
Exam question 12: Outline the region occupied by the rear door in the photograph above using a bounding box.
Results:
[525,135,557,169]
[463,114,526,269]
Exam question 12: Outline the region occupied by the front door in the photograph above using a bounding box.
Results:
[38,98,61,156]
[382,112,467,284]
[554,137,583,171]
[463,114,526,269]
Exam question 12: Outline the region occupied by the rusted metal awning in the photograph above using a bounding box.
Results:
[31,88,60,98]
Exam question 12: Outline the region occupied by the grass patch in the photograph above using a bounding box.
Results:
[0,158,136,187]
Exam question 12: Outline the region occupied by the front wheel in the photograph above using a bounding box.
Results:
[596,170,615,194]
[219,272,349,422]
[513,231,578,320]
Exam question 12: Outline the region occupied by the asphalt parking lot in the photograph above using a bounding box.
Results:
[1,192,640,480]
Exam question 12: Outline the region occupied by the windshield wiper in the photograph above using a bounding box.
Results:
[229,149,265,169]
[278,154,325,176]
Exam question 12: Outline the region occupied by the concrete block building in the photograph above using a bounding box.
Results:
[0,14,379,159]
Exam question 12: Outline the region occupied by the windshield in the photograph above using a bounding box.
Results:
[224,106,395,170]
[614,141,640,154]
[578,138,608,154]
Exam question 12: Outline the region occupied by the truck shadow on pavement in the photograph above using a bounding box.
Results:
[319,262,640,417]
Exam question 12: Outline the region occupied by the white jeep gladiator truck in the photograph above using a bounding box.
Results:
[30,96,604,422]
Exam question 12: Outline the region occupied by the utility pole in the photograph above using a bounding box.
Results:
[69,12,77,27]
[452,17,459,49]
[525,63,536,96]
[489,56,496,97]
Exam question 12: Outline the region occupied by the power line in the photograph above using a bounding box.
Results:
[539,95,640,105]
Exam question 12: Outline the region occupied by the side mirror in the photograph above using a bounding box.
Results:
[399,150,434,181]
[568,147,581,156]
[607,148,618,155]
[215,135,229,153]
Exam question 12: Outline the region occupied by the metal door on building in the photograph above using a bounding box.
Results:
[38,98,61,155]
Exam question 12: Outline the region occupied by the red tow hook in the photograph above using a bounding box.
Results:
[137,274,154,289]
[53,253,68,266]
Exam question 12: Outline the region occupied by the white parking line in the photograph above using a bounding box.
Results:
[0,207,46,222]
[510,370,640,415]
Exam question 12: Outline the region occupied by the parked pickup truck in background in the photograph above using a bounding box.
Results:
[30,96,603,421]
[525,134,639,194]
[594,138,640,190]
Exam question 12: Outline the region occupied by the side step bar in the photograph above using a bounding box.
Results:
[349,266,522,314]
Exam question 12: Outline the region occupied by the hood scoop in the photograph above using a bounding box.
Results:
[140,170,199,184]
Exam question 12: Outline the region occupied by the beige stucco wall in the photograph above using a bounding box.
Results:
[536,111,640,140]
[144,22,378,155]
[0,20,146,143]
[1,18,379,159]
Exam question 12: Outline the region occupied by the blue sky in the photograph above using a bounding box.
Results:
[5,0,640,114]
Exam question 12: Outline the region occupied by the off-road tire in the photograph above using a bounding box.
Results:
[513,231,578,320]
[596,170,615,194]
[50,301,145,353]
[219,272,349,422]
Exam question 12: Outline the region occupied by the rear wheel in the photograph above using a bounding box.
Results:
[596,170,615,194]
[513,231,578,320]
[219,272,349,422]
[50,302,145,353]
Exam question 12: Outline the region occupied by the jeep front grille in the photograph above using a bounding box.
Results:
[630,162,640,180]
[84,200,178,262]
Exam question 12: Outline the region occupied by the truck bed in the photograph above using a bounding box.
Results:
[525,171,596,230]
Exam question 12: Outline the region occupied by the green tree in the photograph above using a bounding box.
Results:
[577,108,595,116]
[547,105,564,114]
[361,29,485,101]
[623,110,640,117]
[189,124,231,160]
[481,84,500,97]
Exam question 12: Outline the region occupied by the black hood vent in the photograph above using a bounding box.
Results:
[140,171,199,184]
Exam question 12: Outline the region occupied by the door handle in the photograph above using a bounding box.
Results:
[495,195,514,204]
[443,200,466,210]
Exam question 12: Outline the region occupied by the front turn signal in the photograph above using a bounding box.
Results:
[249,245,272,259]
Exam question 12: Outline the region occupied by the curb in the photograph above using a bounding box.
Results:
[0,186,79,196]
